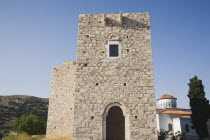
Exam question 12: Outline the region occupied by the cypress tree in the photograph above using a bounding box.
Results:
[188,76,210,139]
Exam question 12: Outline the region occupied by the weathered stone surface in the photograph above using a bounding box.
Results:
[47,12,157,140]
[46,61,76,137]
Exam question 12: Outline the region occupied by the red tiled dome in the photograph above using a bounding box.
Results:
[157,94,177,100]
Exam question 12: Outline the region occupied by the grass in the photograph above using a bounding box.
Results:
[2,133,72,140]
[2,133,31,140]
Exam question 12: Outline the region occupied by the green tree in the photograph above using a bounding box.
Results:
[188,76,210,139]
[12,114,46,135]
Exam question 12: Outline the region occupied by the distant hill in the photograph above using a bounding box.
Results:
[0,95,49,135]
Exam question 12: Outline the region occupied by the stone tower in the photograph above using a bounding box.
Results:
[47,12,157,140]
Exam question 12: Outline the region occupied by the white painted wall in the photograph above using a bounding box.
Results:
[156,114,160,130]
[157,114,173,131]
[156,99,177,108]
[172,118,181,134]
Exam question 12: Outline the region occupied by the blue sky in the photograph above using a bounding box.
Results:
[0,0,209,108]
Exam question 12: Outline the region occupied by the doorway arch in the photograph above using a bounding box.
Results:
[102,103,130,140]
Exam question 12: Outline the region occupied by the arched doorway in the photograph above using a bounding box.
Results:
[106,106,125,140]
[102,103,130,140]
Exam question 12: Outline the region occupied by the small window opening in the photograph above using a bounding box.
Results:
[96,83,98,86]
[124,83,126,86]
[83,64,87,67]
[91,116,94,120]
[109,45,119,57]
[126,36,129,38]
[83,51,86,54]
[168,123,172,131]
[99,21,102,23]
[186,124,189,132]
[135,116,137,119]
[126,49,129,52]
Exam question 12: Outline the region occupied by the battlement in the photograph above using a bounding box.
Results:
[79,12,150,29]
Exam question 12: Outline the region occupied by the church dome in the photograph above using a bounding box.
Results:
[157,94,177,100]
[156,94,177,108]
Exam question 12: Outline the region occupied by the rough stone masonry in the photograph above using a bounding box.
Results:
[47,12,157,140]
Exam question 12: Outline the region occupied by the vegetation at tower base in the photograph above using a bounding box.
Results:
[157,130,182,140]
[0,95,48,138]
[157,130,167,140]
[12,114,46,135]
[187,76,210,139]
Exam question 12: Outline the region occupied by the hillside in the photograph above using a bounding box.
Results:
[0,95,49,135]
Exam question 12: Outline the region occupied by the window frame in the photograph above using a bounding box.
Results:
[109,44,119,57]
[105,41,122,59]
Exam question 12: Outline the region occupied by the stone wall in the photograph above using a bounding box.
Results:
[46,61,76,137]
[47,12,157,140]
[73,13,157,140]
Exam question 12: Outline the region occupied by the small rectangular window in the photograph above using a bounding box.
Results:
[109,45,119,57]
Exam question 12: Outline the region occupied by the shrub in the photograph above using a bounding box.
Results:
[12,114,46,135]
[158,130,167,140]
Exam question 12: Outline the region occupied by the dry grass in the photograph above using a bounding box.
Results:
[43,133,72,140]
[2,132,31,140]
[3,133,45,140]
[2,133,72,140]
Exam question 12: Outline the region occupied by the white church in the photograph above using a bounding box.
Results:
[156,94,198,139]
